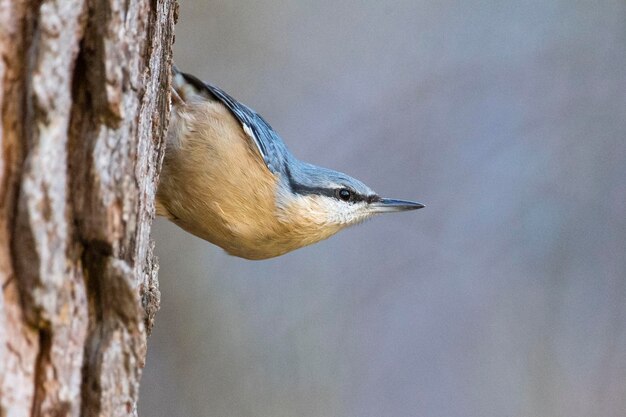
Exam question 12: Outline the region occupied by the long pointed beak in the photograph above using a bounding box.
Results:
[369,198,425,213]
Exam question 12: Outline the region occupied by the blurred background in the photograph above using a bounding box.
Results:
[140,1,626,416]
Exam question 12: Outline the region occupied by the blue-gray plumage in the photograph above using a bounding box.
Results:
[172,69,290,175]
[156,67,423,259]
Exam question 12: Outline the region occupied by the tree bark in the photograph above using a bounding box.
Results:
[0,0,176,415]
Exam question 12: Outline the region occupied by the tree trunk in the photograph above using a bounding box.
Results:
[0,0,176,415]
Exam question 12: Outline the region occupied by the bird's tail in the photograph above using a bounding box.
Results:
[171,64,190,104]
[171,64,214,104]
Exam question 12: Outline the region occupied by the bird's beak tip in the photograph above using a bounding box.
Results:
[371,198,425,213]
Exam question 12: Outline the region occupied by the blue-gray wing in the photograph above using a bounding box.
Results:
[175,70,289,175]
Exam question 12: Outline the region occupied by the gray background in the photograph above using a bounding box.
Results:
[140,1,626,416]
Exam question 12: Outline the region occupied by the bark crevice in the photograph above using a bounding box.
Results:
[0,0,176,415]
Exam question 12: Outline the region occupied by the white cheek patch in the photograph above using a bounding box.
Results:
[276,192,375,227]
[332,201,373,225]
[320,198,349,224]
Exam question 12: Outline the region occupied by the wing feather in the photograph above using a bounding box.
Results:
[174,68,289,175]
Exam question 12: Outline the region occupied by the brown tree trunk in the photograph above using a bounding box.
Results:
[0,0,176,415]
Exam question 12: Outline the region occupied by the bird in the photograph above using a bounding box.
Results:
[156,67,424,260]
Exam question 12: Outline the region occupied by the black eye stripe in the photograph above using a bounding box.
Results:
[366,194,382,204]
[335,188,374,203]
[284,165,378,203]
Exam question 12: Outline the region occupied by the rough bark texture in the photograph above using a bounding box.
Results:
[0,0,176,415]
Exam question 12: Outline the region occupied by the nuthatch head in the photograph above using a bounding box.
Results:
[156,67,424,260]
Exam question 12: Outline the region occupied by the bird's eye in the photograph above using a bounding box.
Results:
[337,188,353,202]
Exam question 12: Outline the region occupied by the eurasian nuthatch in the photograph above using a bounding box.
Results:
[156,67,424,260]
